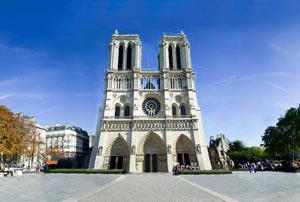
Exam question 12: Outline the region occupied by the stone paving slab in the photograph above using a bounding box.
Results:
[0,173,120,202]
[182,171,300,202]
[78,174,223,202]
[1,171,299,202]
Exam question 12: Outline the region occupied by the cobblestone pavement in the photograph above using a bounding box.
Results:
[0,171,299,202]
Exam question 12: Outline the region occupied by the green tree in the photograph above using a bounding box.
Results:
[262,105,300,160]
[228,140,266,167]
[229,140,245,152]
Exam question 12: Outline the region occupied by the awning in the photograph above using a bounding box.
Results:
[46,161,58,165]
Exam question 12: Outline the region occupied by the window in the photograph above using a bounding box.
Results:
[115,106,120,117]
[180,105,186,116]
[127,45,132,70]
[142,97,161,116]
[168,46,173,70]
[172,106,177,117]
[176,46,181,70]
[124,106,130,117]
[118,45,123,70]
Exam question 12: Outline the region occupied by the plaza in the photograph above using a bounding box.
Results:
[1,172,299,202]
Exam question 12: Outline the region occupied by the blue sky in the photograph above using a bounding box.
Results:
[0,0,299,146]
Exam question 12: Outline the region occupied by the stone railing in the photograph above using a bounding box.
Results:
[101,118,197,131]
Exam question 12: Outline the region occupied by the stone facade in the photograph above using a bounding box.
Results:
[18,114,46,169]
[208,134,234,169]
[46,124,90,168]
[89,31,212,172]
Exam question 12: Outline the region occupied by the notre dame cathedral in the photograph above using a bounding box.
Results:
[89,31,212,172]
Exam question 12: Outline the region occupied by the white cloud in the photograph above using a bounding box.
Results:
[264,81,289,94]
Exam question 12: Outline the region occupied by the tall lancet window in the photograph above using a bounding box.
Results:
[118,45,124,70]
[124,106,130,117]
[172,106,177,117]
[180,105,186,116]
[176,46,181,70]
[168,46,173,70]
[115,106,120,117]
[126,45,132,70]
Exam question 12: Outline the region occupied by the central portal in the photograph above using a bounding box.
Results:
[140,133,168,172]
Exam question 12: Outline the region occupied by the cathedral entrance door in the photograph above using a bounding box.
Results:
[184,153,191,165]
[110,156,116,169]
[177,154,183,165]
[117,156,123,169]
[145,154,151,172]
[152,154,158,172]
[144,154,158,172]
[176,135,197,167]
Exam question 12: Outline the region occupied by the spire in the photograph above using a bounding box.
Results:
[114,29,118,34]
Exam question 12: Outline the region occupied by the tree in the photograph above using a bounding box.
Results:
[22,120,45,167]
[262,105,300,160]
[229,140,245,152]
[0,105,26,165]
[47,140,64,161]
[228,140,266,167]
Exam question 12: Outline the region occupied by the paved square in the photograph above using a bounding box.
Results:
[0,171,299,202]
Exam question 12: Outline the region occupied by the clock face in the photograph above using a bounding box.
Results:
[142,97,161,116]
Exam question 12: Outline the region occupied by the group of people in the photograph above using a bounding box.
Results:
[172,163,199,175]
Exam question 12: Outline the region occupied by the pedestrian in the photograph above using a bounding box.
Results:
[247,162,252,173]
[43,164,48,174]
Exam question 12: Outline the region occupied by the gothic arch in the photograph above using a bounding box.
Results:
[174,134,197,166]
[171,104,178,117]
[126,44,132,70]
[118,43,125,70]
[124,105,131,117]
[168,45,173,70]
[179,104,187,116]
[136,132,167,172]
[104,135,130,172]
[114,104,121,117]
[176,45,181,70]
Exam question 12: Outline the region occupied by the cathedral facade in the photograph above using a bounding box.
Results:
[89,31,212,172]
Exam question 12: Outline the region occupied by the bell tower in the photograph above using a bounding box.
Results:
[108,30,142,71]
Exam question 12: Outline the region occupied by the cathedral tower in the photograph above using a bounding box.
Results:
[89,31,212,172]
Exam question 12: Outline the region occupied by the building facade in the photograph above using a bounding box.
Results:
[18,114,46,169]
[208,134,234,169]
[89,31,212,172]
[46,124,89,167]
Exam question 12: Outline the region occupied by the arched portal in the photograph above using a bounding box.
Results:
[175,135,197,167]
[136,133,167,172]
[106,136,130,172]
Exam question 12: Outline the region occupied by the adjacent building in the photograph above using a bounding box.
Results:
[208,134,234,169]
[46,124,90,168]
[89,31,212,172]
[18,114,46,169]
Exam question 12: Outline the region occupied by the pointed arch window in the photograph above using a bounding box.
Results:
[172,106,177,117]
[168,46,173,70]
[180,105,186,116]
[118,45,124,70]
[115,106,121,117]
[176,46,181,70]
[124,106,130,117]
[126,45,132,70]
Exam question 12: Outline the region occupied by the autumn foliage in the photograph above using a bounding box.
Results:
[0,105,26,164]
[0,105,45,166]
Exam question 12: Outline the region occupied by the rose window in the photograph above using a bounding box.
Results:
[142,97,161,116]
